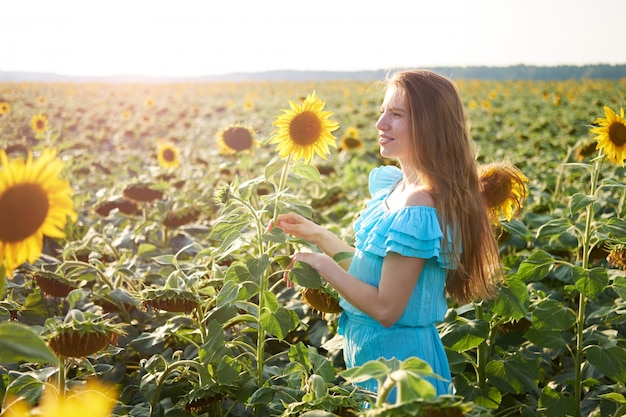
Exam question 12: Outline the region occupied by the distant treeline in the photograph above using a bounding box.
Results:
[432,64,626,81]
[1,64,625,83]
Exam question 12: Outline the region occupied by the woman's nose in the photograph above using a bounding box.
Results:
[375,114,386,130]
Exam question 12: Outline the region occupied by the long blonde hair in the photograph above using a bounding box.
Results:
[387,70,502,304]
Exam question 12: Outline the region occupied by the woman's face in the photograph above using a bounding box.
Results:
[375,87,413,162]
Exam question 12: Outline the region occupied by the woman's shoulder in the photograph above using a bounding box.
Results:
[368,165,402,196]
[405,188,435,208]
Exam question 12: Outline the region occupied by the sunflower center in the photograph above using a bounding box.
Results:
[344,137,362,149]
[163,148,176,162]
[36,120,45,130]
[289,111,322,146]
[223,127,253,151]
[609,121,626,147]
[0,183,49,242]
[481,170,513,208]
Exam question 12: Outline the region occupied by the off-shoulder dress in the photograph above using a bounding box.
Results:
[338,165,454,397]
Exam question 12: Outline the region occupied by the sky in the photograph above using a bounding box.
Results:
[1,0,624,78]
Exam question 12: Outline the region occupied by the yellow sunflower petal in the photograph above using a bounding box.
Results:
[479,162,529,225]
[269,91,339,163]
[157,143,181,169]
[591,105,626,166]
[0,148,76,272]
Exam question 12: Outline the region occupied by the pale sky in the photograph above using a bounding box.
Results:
[1,0,624,77]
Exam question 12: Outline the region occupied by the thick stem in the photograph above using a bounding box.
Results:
[271,155,293,228]
[58,356,67,398]
[573,155,602,417]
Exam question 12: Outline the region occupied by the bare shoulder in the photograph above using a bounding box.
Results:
[406,189,435,208]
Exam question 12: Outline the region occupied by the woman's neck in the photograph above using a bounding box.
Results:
[398,163,425,189]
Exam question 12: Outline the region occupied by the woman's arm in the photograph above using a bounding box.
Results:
[286,251,425,327]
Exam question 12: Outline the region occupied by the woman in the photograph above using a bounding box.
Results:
[276,70,503,397]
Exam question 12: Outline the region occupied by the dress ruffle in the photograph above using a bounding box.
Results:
[354,165,455,269]
[368,165,402,197]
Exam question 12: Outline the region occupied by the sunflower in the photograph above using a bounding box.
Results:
[0,148,77,272]
[607,244,626,271]
[217,125,257,155]
[340,136,364,152]
[5,379,117,417]
[46,309,125,358]
[339,126,364,152]
[575,140,599,161]
[269,91,339,163]
[479,162,528,225]
[591,105,626,166]
[157,142,180,169]
[122,183,164,202]
[0,102,10,115]
[30,114,48,135]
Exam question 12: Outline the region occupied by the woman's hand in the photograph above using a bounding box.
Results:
[283,252,334,287]
[270,212,355,271]
[270,212,321,242]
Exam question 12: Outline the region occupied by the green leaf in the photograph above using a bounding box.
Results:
[539,386,578,417]
[392,369,437,402]
[260,306,298,339]
[264,156,287,181]
[340,359,391,383]
[137,243,157,256]
[0,322,58,365]
[599,392,626,404]
[531,299,576,331]
[440,318,489,352]
[597,217,626,240]
[569,192,596,215]
[459,384,502,409]
[291,162,321,183]
[524,328,569,349]
[263,290,279,313]
[247,254,270,283]
[4,373,45,406]
[536,218,572,242]
[289,261,323,288]
[216,356,240,385]
[288,342,313,370]
[612,275,626,300]
[500,219,532,239]
[216,279,241,307]
[492,275,529,320]
[198,320,226,365]
[485,356,540,395]
[516,250,555,282]
[332,251,354,264]
[573,266,608,298]
[586,345,626,384]
[152,254,175,265]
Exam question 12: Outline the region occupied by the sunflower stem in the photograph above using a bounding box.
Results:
[618,187,626,217]
[58,356,67,398]
[271,154,293,229]
[58,260,115,290]
[573,153,602,417]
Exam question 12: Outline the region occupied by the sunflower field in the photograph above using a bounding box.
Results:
[1,76,626,417]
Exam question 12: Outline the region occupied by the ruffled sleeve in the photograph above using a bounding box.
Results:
[368,165,402,198]
[355,206,455,269]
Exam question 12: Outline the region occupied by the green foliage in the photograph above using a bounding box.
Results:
[2,78,626,417]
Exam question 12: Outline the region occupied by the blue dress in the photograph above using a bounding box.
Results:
[338,165,454,398]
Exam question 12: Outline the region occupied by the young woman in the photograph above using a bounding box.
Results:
[275,70,503,397]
